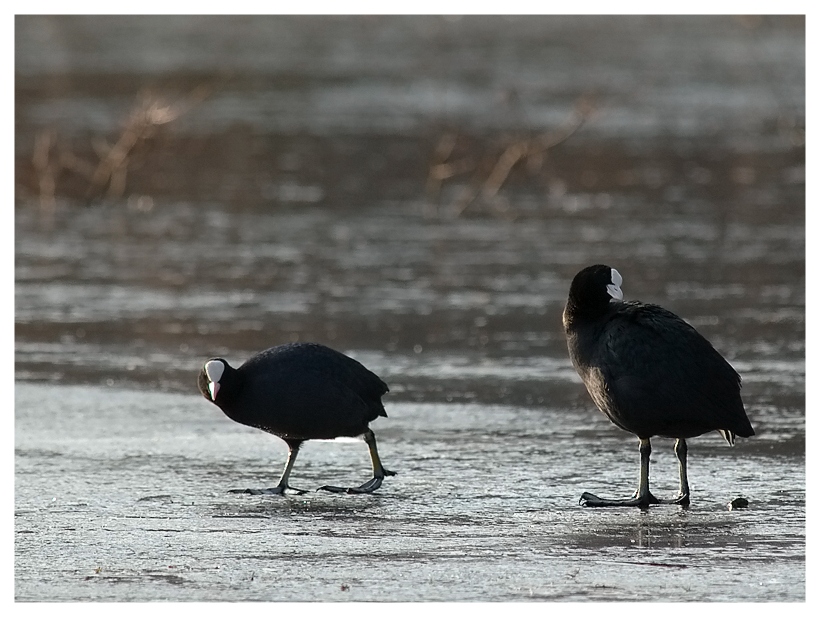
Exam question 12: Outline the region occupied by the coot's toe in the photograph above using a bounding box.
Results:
[229,486,309,496]
[579,490,661,508]
[319,463,397,494]
[319,478,383,495]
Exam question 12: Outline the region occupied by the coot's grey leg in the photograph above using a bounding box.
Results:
[318,429,396,494]
[580,438,661,507]
[669,438,690,506]
[230,439,309,495]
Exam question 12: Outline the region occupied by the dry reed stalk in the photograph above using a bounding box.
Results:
[30,82,215,208]
[427,93,597,217]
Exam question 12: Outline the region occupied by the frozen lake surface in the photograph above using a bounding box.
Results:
[15,382,805,601]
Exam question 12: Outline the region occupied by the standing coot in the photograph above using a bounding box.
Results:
[563,265,754,507]
[198,342,396,495]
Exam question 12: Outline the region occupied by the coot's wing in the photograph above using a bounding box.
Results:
[237,360,382,439]
[243,343,388,415]
[597,303,748,438]
[293,343,389,399]
[283,344,388,412]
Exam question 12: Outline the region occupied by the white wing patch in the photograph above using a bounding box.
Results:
[205,359,225,383]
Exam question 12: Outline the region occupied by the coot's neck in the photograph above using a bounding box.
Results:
[563,295,613,331]
[213,364,242,412]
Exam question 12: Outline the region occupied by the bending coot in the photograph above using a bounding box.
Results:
[563,265,754,507]
[198,342,396,495]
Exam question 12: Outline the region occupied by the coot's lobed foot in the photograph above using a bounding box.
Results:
[318,476,386,494]
[579,491,661,508]
[229,486,308,496]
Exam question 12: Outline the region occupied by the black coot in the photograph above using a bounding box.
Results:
[563,265,754,507]
[198,342,396,495]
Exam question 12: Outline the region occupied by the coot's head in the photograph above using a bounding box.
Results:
[198,358,229,402]
[565,264,623,322]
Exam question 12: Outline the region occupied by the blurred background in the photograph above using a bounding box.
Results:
[15,15,805,408]
[14,16,806,602]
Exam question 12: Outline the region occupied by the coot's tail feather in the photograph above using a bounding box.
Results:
[719,429,736,446]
